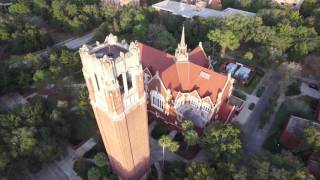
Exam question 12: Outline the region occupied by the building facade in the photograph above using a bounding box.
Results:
[139,27,240,129]
[272,0,304,9]
[79,35,150,179]
[101,0,141,7]
[79,27,241,178]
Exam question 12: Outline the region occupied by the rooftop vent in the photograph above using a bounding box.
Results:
[200,71,210,80]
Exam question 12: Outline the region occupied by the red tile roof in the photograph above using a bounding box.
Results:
[138,43,174,75]
[138,43,228,104]
[209,0,221,9]
[217,102,235,123]
[188,46,209,68]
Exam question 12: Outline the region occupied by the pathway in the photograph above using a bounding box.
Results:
[149,121,187,164]
[301,82,320,99]
[25,138,96,180]
[243,70,280,154]
[235,93,259,125]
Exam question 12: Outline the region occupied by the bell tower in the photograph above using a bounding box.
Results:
[175,26,189,62]
[79,34,150,179]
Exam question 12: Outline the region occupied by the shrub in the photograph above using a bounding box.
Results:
[285,81,301,96]
[151,122,170,139]
[73,158,94,179]
[256,86,265,97]
[249,103,255,110]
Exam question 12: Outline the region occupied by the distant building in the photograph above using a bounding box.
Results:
[101,0,141,7]
[152,0,255,19]
[280,116,312,150]
[280,115,320,179]
[272,0,304,9]
[182,0,222,9]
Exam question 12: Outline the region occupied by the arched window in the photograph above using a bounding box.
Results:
[150,90,164,111]
[126,71,133,90]
[117,74,124,94]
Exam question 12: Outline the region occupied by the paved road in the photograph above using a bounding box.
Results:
[243,70,280,154]
[35,30,96,56]
[58,31,96,50]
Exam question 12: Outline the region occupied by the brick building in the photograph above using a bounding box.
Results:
[79,27,241,179]
[140,27,241,129]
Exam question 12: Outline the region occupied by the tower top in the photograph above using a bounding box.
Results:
[175,26,188,62]
[180,26,186,47]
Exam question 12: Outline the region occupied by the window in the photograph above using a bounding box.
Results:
[94,73,100,91]
[190,97,198,108]
[126,71,133,90]
[117,74,124,94]
[202,102,211,113]
[202,106,210,113]
[151,91,164,111]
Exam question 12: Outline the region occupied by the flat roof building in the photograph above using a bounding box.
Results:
[152,0,256,19]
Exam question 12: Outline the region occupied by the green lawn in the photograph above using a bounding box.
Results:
[285,80,301,96]
[232,89,247,101]
[263,96,318,153]
[237,73,264,94]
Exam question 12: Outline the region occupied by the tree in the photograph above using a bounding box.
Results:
[87,167,101,180]
[93,152,108,167]
[154,30,176,53]
[184,162,216,180]
[181,120,199,150]
[158,135,179,167]
[304,125,320,160]
[202,123,242,161]
[248,151,314,180]
[32,70,51,86]
[181,120,193,131]
[8,2,31,16]
[207,29,240,57]
[0,97,69,177]
[184,130,199,149]
[244,51,254,61]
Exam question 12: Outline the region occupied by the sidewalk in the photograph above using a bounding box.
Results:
[25,138,96,180]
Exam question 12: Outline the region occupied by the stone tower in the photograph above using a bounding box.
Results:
[79,34,150,179]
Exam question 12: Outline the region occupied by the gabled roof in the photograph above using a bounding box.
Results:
[138,43,228,104]
[138,43,174,75]
[188,46,209,68]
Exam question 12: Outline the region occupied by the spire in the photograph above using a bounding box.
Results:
[175,26,188,62]
[180,26,186,47]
